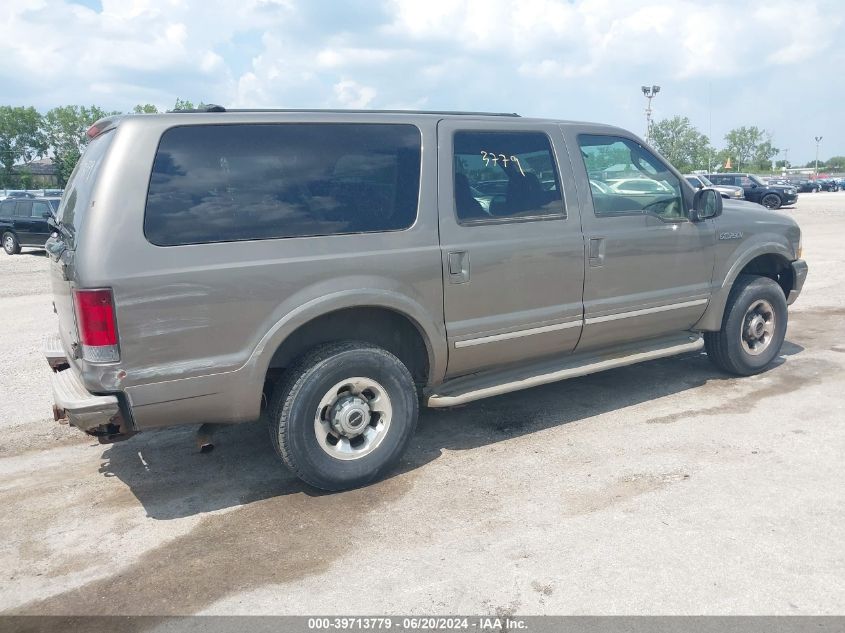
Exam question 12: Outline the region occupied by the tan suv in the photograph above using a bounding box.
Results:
[45,108,807,490]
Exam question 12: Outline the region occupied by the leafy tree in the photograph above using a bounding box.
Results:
[0,106,45,188]
[824,156,845,171]
[724,126,776,171]
[132,104,159,114]
[649,116,711,172]
[42,105,113,186]
[173,98,207,111]
[751,139,779,172]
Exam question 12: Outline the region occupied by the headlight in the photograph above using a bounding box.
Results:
[734,190,743,197]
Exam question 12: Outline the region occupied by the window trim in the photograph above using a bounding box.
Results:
[450,129,567,228]
[576,133,689,223]
[143,122,424,248]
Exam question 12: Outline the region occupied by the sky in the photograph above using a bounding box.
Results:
[1,0,842,164]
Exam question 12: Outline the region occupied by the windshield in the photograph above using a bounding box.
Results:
[698,175,714,186]
[748,175,765,186]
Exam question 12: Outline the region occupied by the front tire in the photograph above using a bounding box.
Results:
[761,193,782,209]
[268,341,419,491]
[3,232,20,255]
[704,275,788,376]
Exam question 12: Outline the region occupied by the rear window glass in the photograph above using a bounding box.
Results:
[144,123,422,246]
[56,130,115,243]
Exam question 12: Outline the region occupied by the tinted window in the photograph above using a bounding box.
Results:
[144,123,421,246]
[578,134,684,220]
[685,176,702,188]
[452,131,564,224]
[0,201,13,218]
[32,201,51,218]
[14,201,33,217]
[57,130,115,247]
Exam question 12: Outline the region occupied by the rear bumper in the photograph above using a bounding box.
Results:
[788,259,808,305]
[43,333,128,438]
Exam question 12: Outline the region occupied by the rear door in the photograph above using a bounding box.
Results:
[437,120,585,378]
[12,200,35,245]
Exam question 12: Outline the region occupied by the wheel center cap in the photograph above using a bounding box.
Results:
[748,315,766,339]
[330,396,371,437]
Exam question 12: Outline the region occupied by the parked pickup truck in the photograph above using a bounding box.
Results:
[44,108,807,490]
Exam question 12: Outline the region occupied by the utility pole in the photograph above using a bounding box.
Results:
[783,148,789,170]
[641,85,660,144]
[814,136,823,177]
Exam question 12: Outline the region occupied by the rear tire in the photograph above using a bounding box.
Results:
[267,341,418,491]
[704,275,788,376]
[3,232,20,255]
[760,193,782,209]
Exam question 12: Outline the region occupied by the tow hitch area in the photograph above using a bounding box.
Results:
[83,414,137,444]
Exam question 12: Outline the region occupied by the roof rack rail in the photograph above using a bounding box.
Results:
[169,106,520,117]
[170,104,227,113]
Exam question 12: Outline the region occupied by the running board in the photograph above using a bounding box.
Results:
[426,334,703,408]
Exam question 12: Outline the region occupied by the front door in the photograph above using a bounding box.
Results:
[564,130,715,351]
[437,120,585,378]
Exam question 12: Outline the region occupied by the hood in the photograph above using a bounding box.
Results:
[720,197,801,257]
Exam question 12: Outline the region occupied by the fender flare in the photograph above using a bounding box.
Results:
[234,289,448,415]
[695,240,794,332]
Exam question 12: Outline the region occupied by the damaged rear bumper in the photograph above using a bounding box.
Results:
[44,333,134,443]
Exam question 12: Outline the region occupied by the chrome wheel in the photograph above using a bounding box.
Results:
[3,234,14,253]
[741,299,776,356]
[314,377,393,460]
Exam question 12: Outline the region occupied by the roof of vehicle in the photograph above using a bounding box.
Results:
[102,107,624,131]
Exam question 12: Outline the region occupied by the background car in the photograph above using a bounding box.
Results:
[0,196,59,254]
[705,173,797,209]
[607,178,672,195]
[794,179,821,193]
[685,174,744,200]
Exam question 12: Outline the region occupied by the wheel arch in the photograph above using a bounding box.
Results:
[240,289,447,415]
[695,244,794,331]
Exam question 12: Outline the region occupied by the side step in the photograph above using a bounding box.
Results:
[427,333,703,408]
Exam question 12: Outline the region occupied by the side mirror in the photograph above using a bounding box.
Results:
[692,187,722,221]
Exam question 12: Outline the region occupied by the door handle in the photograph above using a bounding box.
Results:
[448,251,470,284]
[588,237,605,267]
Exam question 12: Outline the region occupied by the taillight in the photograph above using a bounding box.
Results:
[73,288,119,362]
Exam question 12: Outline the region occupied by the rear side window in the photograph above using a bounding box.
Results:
[0,201,13,218]
[56,130,115,246]
[452,131,565,224]
[144,123,422,246]
[14,201,33,217]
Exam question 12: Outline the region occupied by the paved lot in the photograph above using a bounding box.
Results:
[1,194,843,616]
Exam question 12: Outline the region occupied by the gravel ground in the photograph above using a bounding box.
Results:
[0,193,843,616]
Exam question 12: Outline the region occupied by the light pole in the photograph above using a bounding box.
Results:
[814,136,823,177]
[783,148,789,172]
[641,85,660,143]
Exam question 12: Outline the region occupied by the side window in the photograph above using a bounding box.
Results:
[452,131,565,224]
[14,201,33,217]
[145,123,421,246]
[739,175,753,186]
[32,201,51,218]
[578,134,684,220]
[0,201,13,218]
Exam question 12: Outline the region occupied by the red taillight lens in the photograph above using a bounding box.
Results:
[73,288,118,353]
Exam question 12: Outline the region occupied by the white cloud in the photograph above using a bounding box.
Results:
[0,0,842,159]
[332,79,376,108]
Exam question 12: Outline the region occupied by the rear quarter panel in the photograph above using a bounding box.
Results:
[74,114,446,428]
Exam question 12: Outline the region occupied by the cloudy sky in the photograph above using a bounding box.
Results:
[1,0,842,163]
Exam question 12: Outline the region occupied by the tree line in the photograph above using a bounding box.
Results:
[649,115,844,174]
[2,102,842,189]
[0,100,202,188]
